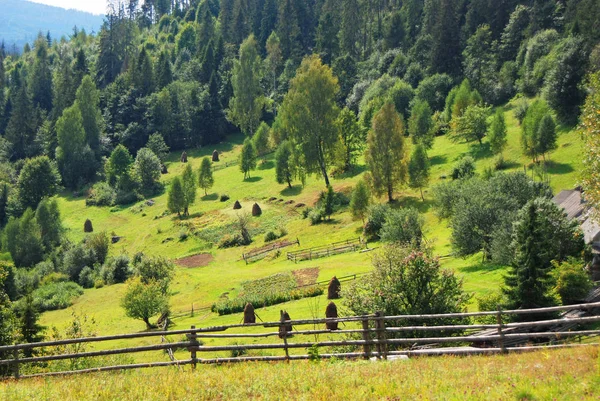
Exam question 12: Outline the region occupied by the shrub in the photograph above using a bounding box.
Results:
[308,208,325,225]
[218,234,244,249]
[32,282,84,312]
[451,156,476,180]
[178,230,188,241]
[86,182,116,207]
[87,232,109,265]
[363,204,391,240]
[302,207,312,219]
[264,231,279,242]
[102,254,132,284]
[380,208,424,246]
[220,194,230,202]
[78,266,96,289]
[513,98,529,124]
[61,243,94,282]
[551,258,593,305]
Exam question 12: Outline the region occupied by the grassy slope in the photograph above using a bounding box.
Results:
[39,101,583,342]
[1,346,599,400]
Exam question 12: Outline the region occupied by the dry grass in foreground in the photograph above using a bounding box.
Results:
[1,346,600,400]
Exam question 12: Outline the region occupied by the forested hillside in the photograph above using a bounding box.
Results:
[0,0,103,52]
[1,0,600,371]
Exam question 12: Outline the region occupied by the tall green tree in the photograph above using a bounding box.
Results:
[277,0,301,59]
[198,157,214,195]
[239,137,257,179]
[450,105,490,145]
[265,31,283,97]
[537,114,557,161]
[366,103,407,202]
[35,198,62,251]
[278,55,340,187]
[463,24,496,103]
[350,179,370,222]
[105,144,134,186]
[5,72,36,160]
[429,0,462,77]
[228,35,265,135]
[581,72,600,215]
[488,109,507,155]
[15,295,44,357]
[408,143,430,201]
[146,133,170,163]
[339,0,360,57]
[521,99,551,162]
[134,148,162,193]
[275,140,294,188]
[167,176,185,216]
[29,35,53,112]
[56,105,95,189]
[408,99,434,149]
[121,277,169,329]
[336,107,363,171]
[181,164,196,216]
[3,209,44,268]
[16,156,60,211]
[75,76,103,157]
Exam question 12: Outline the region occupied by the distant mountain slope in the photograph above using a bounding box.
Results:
[0,0,104,51]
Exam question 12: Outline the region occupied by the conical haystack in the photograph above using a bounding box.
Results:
[328,276,341,299]
[325,302,338,330]
[243,303,256,324]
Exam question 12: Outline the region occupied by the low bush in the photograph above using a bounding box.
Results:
[363,204,391,241]
[218,234,244,249]
[78,266,97,289]
[220,194,230,202]
[264,231,279,242]
[309,208,325,225]
[86,182,116,207]
[451,156,476,180]
[101,254,132,285]
[31,282,84,312]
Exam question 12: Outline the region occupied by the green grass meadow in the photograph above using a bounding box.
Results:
[38,100,583,351]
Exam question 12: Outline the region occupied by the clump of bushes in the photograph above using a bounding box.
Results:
[451,156,476,180]
[30,282,84,312]
[363,204,391,241]
[86,182,116,207]
[218,234,245,248]
[220,194,230,202]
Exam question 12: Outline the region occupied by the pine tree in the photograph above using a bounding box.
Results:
[198,157,214,195]
[277,0,301,60]
[156,51,173,89]
[134,48,155,96]
[315,12,339,64]
[339,0,360,58]
[324,185,335,220]
[337,107,363,170]
[429,0,462,77]
[17,295,44,357]
[200,41,216,83]
[167,176,185,216]
[30,35,53,112]
[219,0,235,43]
[5,72,36,160]
[408,143,430,201]
[196,0,216,54]
[259,0,278,48]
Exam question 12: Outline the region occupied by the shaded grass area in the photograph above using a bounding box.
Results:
[1,346,598,400]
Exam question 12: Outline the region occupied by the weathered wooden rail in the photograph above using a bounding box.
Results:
[287,238,366,262]
[2,301,600,380]
[242,238,300,264]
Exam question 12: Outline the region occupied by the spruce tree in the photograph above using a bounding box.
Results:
[17,295,44,357]
[75,76,103,157]
[275,140,294,188]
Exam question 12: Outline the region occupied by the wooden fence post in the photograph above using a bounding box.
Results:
[361,318,371,360]
[13,347,19,380]
[374,311,388,360]
[496,308,506,354]
[187,325,199,369]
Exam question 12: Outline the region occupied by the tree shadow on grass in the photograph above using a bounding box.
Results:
[201,193,219,201]
[333,164,368,179]
[546,160,574,175]
[392,196,434,214]
[244,176,263,183]
[468,142,493,160]
[430,155,447,166]
[280,185,303,196]
[457,260,506,274]
[258,160,275,170]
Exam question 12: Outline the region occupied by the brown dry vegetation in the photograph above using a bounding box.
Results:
[1,346,599,400]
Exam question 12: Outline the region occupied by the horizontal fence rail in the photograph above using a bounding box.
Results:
[2,301,600,380]
[242,238,300,264]
[287,238,366,262]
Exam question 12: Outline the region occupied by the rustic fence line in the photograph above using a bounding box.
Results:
[2,301,600,380]
[287,238,366,262]
[242,238,301,264]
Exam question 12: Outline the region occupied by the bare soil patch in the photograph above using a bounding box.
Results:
[292,267,320,287]
[176,253,214,268]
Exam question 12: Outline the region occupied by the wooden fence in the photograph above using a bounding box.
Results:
[2,301,600,380]
[242,238,300,264]
[287,238,366,263]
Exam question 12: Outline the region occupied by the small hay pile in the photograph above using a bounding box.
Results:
[252,203,262,216]
[233,200,242,210]
[328,276,341,299]
[243,303,255,324]
[84,219,93,233]
[212,150,219,162]
[325,302,338,330]
[278,310,293,338]
[181,151,188,163]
